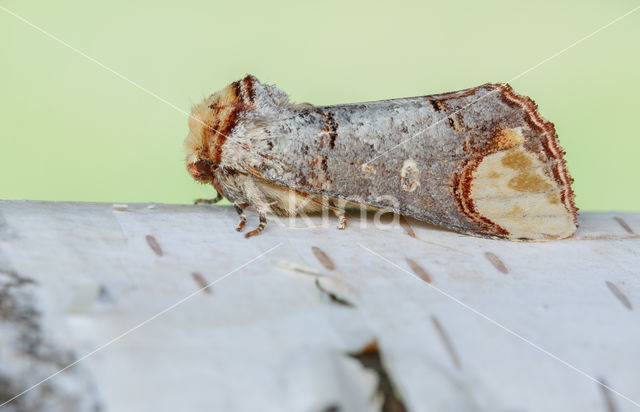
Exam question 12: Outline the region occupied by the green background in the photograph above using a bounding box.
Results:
[1,0,638,210]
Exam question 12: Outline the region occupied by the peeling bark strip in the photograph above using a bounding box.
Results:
[484,252,509,274]
[605,281,633,311]
[314,277,356,307]
[145,235,163,256]
[348,341,408,412]
[185,75,576,240]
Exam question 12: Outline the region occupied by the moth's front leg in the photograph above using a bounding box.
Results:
[194,192,223,205]
[241,178,273,238]
[234,203,248,232]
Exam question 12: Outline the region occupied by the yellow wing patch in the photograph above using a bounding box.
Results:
[471,129,575,240]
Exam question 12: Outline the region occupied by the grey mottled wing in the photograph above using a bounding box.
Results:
[245,84,576,240]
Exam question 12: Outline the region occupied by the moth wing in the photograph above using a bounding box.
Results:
[242,83,576,240]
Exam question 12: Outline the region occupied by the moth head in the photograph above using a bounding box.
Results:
[184,79,250,184]
[186,158,215,184]
[184,105,216,184]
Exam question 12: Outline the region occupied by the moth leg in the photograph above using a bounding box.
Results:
[245,212,267,238]
[334,208,347,230]
[194,192,223,205]
[329,200,347,230]
[241,178,273,238]
[234,203,248,232]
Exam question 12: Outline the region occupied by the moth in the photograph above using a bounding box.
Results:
[185,75,577,240]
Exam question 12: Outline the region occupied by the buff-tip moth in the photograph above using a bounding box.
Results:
[185,75,577,240]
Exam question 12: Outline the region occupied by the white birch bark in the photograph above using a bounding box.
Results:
[0,200,638,412]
